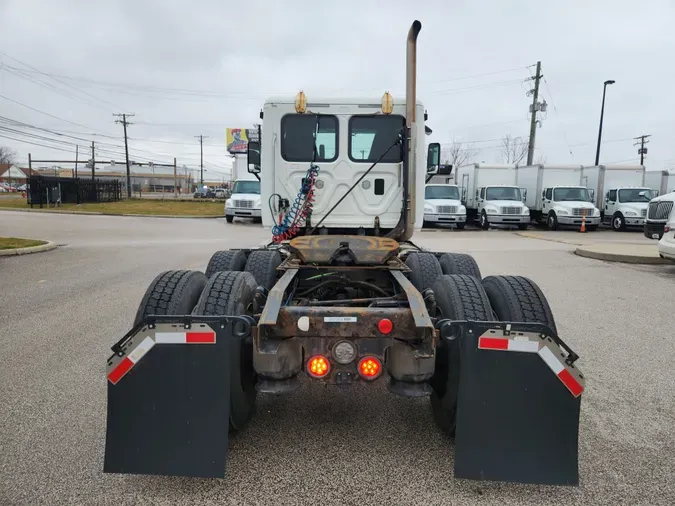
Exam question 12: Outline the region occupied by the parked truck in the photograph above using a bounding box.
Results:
[516,164,600,230]
[582,164,654,231]
[456,163,530,229]
[103,21,584,487]
[423,183,466,228]
[644,192,675,240]
[225,150,262,223]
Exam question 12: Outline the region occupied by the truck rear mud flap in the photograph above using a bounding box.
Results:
[438,320,584,486]
[104,315,253,478]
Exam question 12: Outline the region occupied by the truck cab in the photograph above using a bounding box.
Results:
[423,184,466,229]
[603,186,654,231]
[644,191,675,239]
[475,185,530,230]
[541,186,600,230]
[225,179,262,223]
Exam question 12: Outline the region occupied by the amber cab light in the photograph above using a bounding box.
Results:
[378,318,393,335]
[307,355,330,378]
[358,357,382,380]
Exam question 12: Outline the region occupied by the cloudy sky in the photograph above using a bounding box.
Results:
[1,0,674,180]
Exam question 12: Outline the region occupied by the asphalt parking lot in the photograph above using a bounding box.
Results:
[1,212,674,506]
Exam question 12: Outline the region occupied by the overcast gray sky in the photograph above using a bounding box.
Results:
[1,0,674,179]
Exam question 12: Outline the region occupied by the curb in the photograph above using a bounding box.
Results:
[574,246,672,265]
[0,208,224,219]
[515,231,584,246]
[0,241,57,257]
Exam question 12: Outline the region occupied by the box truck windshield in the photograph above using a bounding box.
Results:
[618,188,653,203]
[486,187,521,201]
[426,186,460,200]
[233,180,261,194]
[554,187,590,202]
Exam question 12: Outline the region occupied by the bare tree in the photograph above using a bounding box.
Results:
[0,146,17,165]
[499,134,528,165]
[443,138,478,168]
[535,154,548,165]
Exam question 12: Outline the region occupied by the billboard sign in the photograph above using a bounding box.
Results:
[226,128,250,154]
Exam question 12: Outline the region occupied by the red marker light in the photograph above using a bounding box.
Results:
[307,356,330,378]
[358,357,382,380]
[377,318,393,335]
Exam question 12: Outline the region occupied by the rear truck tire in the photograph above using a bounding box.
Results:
[612,212,626,231]
[133,270,207,326]
[405,252,443,291]
[192,271,258,432]
[587,224,598,231]
[482,275,557,334]
[245,249,282,290]
[456,223,465,230]
[225,215,234,223]
[205,249,247,278]
[430,274,493,436]
[438,253,482,279]
[547,212,558,231]
[480,211,489,230]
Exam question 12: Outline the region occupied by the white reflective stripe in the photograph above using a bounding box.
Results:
[154,332,186,344]
[507,340,540,353]
[538,346,565,374]
[127,336,155,364]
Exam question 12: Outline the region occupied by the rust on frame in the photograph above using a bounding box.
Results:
[289,235,400,265]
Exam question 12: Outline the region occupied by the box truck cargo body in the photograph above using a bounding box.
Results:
[645,170,675,197]
[516,165,600,230]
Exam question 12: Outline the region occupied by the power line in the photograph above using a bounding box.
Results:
[633,134,651,165]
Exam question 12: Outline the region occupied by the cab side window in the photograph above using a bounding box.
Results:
[479,188,485,199]
[608,189,617,202]
[545,188,553,200]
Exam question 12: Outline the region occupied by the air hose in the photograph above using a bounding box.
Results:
[272,163,320,243]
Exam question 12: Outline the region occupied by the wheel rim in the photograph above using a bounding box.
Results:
[481,214,486,226]
[614,217,622,229]
[548,216,554,228]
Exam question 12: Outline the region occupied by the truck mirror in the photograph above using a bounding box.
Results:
[654,190,660,197]
[588,189,595,202]
[521,188,527,202]
[541,190,545,199]
[461,188,467,202]
[426,142,440,174]
[247,140,261,174]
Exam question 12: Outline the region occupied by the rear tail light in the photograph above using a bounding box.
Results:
[307,356,330,378]
[358,357,382,380]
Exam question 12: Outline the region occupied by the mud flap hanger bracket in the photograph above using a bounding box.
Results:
[110,314,256,357]
[436,319,580,366]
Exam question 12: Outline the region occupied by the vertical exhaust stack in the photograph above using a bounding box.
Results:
[404,20,422,241]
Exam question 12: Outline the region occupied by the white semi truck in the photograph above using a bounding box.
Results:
[456,163,530,230]
[644,192,675,240]
[582,164,654,231]
[423,183,466,229]
[516,164,600,231]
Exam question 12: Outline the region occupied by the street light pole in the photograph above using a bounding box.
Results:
[594,79,615,166]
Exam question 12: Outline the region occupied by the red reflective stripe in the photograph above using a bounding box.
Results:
[478,337,509,350]
[186,332,215,343]
[558,369,584,397]
[108,357,134,385]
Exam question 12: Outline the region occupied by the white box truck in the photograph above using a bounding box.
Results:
[516,164,600,231]
[582,164,654,231]
[456,163,530,230]
[225,153,262,223]
[423,183,466,229]
[645,170,675,197]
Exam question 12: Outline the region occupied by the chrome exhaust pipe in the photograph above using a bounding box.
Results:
[404,20,421,240]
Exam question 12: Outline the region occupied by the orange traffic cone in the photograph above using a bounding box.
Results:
[579,211,587,233]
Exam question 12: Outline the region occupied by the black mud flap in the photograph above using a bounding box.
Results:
[103,316,252,478]
[440,321,584,486]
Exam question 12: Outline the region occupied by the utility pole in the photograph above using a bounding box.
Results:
[91,141,95,180]
[75,145,79,178]
[195,135,208,186]
[173,157,177,198]
[114,113,135,198]
[633,134,651,165]
[526,61,544,166]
